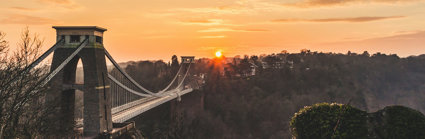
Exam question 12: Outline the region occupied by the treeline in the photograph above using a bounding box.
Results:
[129,50,425,138]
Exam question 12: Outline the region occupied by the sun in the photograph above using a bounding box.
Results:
[215,51,222,57]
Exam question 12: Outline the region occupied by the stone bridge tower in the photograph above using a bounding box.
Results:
[47,26,112,137]
[178,56,195,90]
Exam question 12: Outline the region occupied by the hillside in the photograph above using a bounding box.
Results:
[99,51,425,138]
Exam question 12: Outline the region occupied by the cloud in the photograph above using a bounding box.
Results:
[363,30,425,41]
[197,46,218,51]
[0,14,59,25]
[173,7,248,15]
[38,0,73,4]
[169,0,289,16]
[283,0,423,8]
[198,28,269,32]
[318,30,425,57]
[143,35,172,39]
[200,35,227,38]
[272,16,405,23]
[9,7,39,11]
[178,19,244,27]
[185,19,221,24]
[178,19,240,26]
[36,0,81,9]
[180,19,224,26]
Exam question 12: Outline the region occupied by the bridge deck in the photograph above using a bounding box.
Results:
[112,88,193,123]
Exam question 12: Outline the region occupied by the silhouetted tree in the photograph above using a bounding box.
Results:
[238,56,251,77]
[0,28,55,138]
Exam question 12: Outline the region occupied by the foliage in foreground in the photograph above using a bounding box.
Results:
[0,28,63,138]
[290,103,368,139]
[290,103,425,139]
[369,106,425,139]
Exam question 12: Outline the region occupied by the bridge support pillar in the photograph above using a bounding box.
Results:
[178,56,195,90]
[47,26,112,138]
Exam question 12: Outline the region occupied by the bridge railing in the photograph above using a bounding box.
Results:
[108,68,146,114]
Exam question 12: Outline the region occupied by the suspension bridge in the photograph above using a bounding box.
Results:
[14,26,201,138]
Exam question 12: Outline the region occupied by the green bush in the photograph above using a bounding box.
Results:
[371,106,425,139]
[291,104,425,139]
[290,103,368,139]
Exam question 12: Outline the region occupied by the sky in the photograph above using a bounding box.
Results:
[0,0,425,62]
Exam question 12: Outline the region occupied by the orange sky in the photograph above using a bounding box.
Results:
[1,0,425,62]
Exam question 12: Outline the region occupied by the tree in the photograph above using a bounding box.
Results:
[300,49,310,55]
[362,51,370,57]
[0,28,54,138]
[238,56,251,77]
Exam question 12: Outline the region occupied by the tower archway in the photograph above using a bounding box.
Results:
[47,26,112,137]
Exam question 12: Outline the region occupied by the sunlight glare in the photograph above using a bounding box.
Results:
[215,51,222,57]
